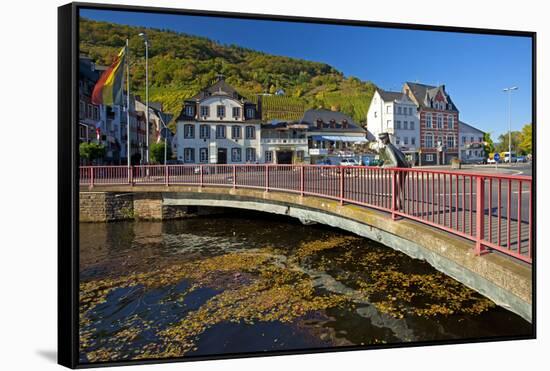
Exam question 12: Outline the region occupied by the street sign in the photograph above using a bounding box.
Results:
[494,153,500,162]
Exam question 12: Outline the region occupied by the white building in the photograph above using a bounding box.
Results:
[176,76,262,164]
[260,120,309,164]
[459,121,486,163]
[301,109,368,164]
[366,89,420,163]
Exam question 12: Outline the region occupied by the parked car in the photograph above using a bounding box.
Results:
[487,158,498,164]
[340,158,360,166]
[503,151,517,163]
[516,156,527,163]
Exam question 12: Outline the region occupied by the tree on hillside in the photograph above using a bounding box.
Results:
[519,123,532,155]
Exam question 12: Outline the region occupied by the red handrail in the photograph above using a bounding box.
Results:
[79,164,533,264]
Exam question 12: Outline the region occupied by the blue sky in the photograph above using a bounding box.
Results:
[81,8,533,139]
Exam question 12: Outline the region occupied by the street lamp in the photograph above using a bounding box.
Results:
[503,86,518,164]
[139,32,150,164]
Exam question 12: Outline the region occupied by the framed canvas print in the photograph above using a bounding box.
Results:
[58,2,536,368]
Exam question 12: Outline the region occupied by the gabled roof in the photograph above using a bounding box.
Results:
[459,120,485,135]
[404,82,459,112]
[377,89,413,103]
[301,109,365,133]
[186,75,251,103]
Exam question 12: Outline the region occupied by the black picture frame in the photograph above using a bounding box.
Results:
[58,2,537,368]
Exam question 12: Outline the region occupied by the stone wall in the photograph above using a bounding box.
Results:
[80,192,196,222]
[133,193,163,220]
[79,192,133,222]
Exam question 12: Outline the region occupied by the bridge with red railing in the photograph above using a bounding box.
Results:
[80,164,533,264]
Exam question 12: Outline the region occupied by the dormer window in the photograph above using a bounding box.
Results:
[246,107,255,119]
[329,119,336,128]
[342,119,348,128]
[316,119,323,129]
[185,105,194,117]
[200,105,209,117]
[232,107,241,119]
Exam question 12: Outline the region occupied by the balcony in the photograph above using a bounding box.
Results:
[260,137,307,145]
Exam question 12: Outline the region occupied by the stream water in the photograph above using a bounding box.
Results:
[79,211,531,363]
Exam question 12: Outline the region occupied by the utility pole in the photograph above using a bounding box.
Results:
[125,38,131,168]
[139,32,150,164]
[503,86,518,164]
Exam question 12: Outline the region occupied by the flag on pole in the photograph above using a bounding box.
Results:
[91,46,126,106]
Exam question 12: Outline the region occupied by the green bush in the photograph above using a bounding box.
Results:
[150,141,172,164]
[79,142,105,163]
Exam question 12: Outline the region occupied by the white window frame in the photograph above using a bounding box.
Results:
[199,147,209,163]
[199,124,210,139]
[231,147,242,162]
[231,125,241,139]
[425,113,432,128]
[264,150,273,163]
[217,105,225,118]
[184,148,195,163]
[245,126,256,139]
[246,107,255,119]
[426,154,434,161]
[245,147,256,162]
[216,125,226,139]
[425,133,433,148]
[184,124,195,139]
[232,106,241,119]
[395,121,401,130]
[200,105,209,117]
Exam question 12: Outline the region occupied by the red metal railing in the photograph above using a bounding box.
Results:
[80,165,533,264]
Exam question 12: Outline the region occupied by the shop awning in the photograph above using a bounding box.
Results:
[311,135,368,143]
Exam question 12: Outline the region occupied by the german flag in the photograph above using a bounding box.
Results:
[91,46,126,106]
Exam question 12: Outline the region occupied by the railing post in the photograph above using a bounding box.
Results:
[300,165,305,197]
[339,166,344,205]
[475,176,485,255]
[391,169,397,220]
[165,164,169,186]
[265,165,269,192]
[89,167,94,189]
[200,165,204,187]
[233,165,236,189]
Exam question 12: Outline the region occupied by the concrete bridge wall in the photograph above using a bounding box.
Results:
[79,186,532,322]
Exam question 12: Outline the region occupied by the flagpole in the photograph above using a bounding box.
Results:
[126,39,131,169]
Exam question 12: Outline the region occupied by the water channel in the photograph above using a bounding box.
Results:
[79,210,531,363]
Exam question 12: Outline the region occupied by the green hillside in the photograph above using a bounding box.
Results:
[79,18,377,125]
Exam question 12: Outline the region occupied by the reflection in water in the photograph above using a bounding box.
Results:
[79,211,531,363]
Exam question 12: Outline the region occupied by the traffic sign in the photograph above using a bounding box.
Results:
[494,153,500,162]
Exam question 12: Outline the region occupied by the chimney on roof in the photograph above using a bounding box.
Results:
[216,73,225,82]
[441,84,446,91]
